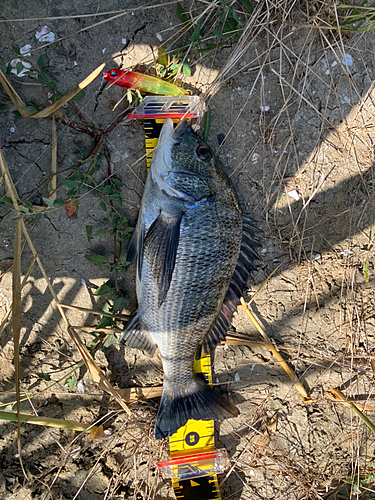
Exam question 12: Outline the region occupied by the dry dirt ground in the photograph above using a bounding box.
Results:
[1,1,375,499]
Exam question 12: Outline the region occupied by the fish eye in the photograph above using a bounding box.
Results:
[196,146,211,161]
[110,71,117,76]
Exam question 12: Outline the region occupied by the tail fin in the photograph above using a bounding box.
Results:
[154,375,239,440]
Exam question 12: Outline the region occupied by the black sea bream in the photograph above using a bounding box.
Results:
[122,118,259,439]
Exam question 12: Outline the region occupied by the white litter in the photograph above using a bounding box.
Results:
[35,26,55,43]
[311,253,321,260]
[156,34,163,42]
[252,153,259,164]
[261,248,267,254]
[260,105,270,112]
[9,58,32,77]
[76,380,85,394]
[234,372,240,381]
[73,61,78,67]
[287,189,301,201]
[331,61,337,67]
[102,48,106,54]
[343,96,351,104]
[122,38,127,44]
[342,54,353,66]
[20,44,31,56]
[10,127,15,133]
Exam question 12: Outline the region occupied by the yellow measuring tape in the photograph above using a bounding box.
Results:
[143,117,223,500]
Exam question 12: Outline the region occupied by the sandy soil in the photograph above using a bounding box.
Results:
[1,1,375,499]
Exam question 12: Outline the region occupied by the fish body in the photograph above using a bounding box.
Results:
[122,119,259,439]
[103,69,186,96]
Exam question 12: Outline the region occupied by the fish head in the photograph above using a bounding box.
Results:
[151,118,216,202]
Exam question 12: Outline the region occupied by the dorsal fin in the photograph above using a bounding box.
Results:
[198,217,261,355]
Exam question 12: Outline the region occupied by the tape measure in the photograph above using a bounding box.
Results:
[136,104,225,500]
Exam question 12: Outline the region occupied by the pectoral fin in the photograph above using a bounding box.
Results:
[125,222,145,280]
[144,211,182,307]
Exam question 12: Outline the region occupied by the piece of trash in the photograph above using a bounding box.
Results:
[342,54,353,66]
[260,106,270,112]
[343,96,351,104]
[122,38,127,44]
[252,153,259,164]
[287,189,301,201]
[20,44,31,56]
[35,26,55,43]
[340,249,352,256]
[156,34,163,42]
[331,61,337,68]
[234,372,240,381]
[102,48,106,54]
[261,248,267,254]
[325,69,330,75]
[64,199,78,218]
[311,253,321,261]
[73,61,78,67]
[76,380,85,394]
[9,59,33,77]
[10,127,15,133]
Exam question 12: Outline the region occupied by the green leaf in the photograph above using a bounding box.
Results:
[42,197,55,208]
[92,228,108,237]
[19,205,31,213]
[112,178,122,187]
[96,316,114,329]
[16,61,24,74]
[72,90,84,101]
[36,372,51,381]
[100,201,107,212]
[0,196,13,205]
[177,4,188,24]
[182,60,191,77]
[45,81,58,90]
[86,225,93,242]
[93,283,114,296]
[61,179,79,189]
[37,55,46,68]
[68,375,77,391]
[85,254,107,265]
[23,105,38,114]
[12,45,21,55]
[113,295,127,313]
[0,228,4,233]
[189,23,201,43]
[102,185,112,194]
[238,0,253,13]
[103,333,116,348]
[53,198,65,207]
[13,110,23,123]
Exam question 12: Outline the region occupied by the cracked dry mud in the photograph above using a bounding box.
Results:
[1,1,375,499]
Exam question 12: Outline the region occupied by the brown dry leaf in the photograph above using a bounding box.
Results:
[117,386,163,402]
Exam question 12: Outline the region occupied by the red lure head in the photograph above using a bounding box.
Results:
[103,69,128,87]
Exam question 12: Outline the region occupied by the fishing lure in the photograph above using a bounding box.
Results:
[103,69,187,96]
